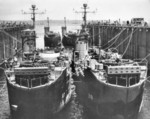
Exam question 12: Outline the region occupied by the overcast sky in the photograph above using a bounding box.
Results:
[0,0,150,22]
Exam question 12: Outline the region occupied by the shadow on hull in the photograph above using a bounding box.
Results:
[5,68,71,119]
[44,34,61,48]
[74,69,145,119]
[62,35,78,48]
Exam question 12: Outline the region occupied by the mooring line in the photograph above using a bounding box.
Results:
[0,83,6,93]
[0,30,21,43]
[146,79,150,83]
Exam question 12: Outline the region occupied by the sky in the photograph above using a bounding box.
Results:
[0,0,150,22]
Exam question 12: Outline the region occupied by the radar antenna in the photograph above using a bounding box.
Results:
[74,3,96,29]
[22,5,45,29]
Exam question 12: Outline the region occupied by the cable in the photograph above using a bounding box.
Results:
[102,28,126,48]
[122,29,134,57]
[115,28,138,49]
[104,35,120,50]
[139,53,150,63]
[104,29,124,50]
[91,27,108,38]
[146,79,150,83]
[0,83,6,93]
[0,30,23,57]
[109,47,118,53]
[0,42,14,51]
[0,30,21,43]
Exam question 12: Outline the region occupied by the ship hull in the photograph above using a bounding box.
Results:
[62,35,78,48]
[44,34,61,48]
[6,68,72,119]
[74,68,145,119]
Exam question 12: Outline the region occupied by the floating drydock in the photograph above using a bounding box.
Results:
[87,23,150,69]
[0,22,32,66]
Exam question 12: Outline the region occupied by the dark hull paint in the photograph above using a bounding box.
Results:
[74,68,145,119]
[6,68,71,119]
[62,35,78,48]
[44,34,61,48]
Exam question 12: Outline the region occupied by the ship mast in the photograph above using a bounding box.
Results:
[75,3,96,30]
[83,3,87,29]
[64,17,67,28]
[22,5,45,29]
[47,17,50,28]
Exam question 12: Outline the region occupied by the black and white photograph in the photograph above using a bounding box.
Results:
[0,0,150,119]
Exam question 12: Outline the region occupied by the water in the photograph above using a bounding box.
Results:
[0,22,150,119]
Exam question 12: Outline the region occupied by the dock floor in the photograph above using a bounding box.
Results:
[0,80,150,119]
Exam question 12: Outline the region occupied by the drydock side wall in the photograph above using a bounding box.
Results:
[0,24,32,64]
[88,24,150,68]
